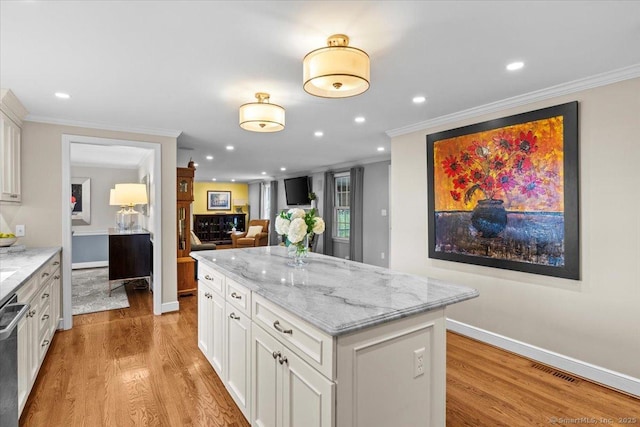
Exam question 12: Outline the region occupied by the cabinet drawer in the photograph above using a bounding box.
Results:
[198,263,225,295]
[38,301,51,340]
[252,294,334,379]
[226,278,251,317]
[38,334,52,363]
[46,253,61,275]
[16,275,38,303]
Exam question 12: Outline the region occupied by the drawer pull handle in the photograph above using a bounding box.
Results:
[204,292,211,298]
[42,293,50,299]
[273,320,293,335]
[42,314,49,321]
[229,313,240,320]
[272,351,281,360]
[10,194,18,198]
[230,292,242,300]
[53,261,60,266]
[278,355,288,365]
[42,340,50,347]
[204,275,213,281]
[42,272,50,278]
[54,275,60,280]
[27,310,36,318]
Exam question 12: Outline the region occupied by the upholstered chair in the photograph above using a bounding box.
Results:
[231,219,270,248]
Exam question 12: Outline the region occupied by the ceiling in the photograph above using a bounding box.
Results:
[2,1,639,182]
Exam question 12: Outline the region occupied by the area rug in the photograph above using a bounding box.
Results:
[72,267,130,315]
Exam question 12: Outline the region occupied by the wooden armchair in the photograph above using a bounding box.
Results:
[231,219,270,248]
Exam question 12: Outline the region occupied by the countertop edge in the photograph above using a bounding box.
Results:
[0,247,62,306]
[191,251,480,337]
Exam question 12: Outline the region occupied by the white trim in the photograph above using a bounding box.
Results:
[71,230,109,236]
[447,319,640,397]
[72,261,108,270]
[162,301,180,313]
[387,63,640,138]
[61,134,164,327]
[28,115,182,138]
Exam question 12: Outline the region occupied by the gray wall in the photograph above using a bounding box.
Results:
[248,182,260,222]
[72,234,108,264]
[273,160,390,266]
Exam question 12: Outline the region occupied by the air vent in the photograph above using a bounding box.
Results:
[531,363,580,383]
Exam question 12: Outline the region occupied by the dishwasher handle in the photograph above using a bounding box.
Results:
[0,303,30,340]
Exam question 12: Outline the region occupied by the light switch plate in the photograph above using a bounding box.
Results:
[15,224,25,237]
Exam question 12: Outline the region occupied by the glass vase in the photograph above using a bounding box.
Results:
[287,234,309,267]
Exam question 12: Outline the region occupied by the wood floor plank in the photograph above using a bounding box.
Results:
[21,284,638,426]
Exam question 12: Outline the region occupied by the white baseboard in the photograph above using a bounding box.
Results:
[72,261,108,270]
[161,301,179,313]
[446,319,640,398]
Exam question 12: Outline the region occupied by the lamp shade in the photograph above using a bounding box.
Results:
[233,199,247,206]
[239,92,285,132]
[109,188,126,206]
[114,183,148,205]
[303,34,370,98]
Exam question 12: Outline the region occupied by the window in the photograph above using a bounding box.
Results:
[334,173,350,239]
[261,182,271,220]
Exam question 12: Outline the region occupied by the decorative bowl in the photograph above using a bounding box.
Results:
[0,237,18,247]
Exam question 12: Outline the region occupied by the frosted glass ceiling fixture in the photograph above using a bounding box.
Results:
[303,34,370,98]
[239,92,285,132]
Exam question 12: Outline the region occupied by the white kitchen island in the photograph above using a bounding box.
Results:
[191,247,479,427]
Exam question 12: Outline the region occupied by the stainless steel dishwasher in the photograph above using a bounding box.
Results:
[0,295,29,427]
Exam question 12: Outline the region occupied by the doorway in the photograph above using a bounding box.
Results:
[61,135,163,329]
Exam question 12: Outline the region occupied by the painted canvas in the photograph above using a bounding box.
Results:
[426,102,579,279]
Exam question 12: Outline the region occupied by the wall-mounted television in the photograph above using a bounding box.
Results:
[284,176,311,206]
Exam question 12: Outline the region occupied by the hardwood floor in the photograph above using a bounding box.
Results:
[21,285,638,426]
[20,283,249,427]
[447,332,639,426]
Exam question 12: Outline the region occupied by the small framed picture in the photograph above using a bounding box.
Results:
[207,191,231,210]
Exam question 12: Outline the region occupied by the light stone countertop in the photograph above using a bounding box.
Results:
[0,247,61,306]
[191,246,479,336]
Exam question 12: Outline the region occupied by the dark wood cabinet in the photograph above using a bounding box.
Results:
[193,213,246,244]
[108,229,151,281]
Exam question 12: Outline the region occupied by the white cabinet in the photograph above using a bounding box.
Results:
[252,323,334,427]
[198,280,225,377]
[225,301,251,419]
[0,89,27,203]
[16,251,61,415]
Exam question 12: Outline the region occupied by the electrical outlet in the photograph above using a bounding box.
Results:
[413,348,425,378]
[15,224,25,237]
[381,252,385,260]
[381,209,387,217]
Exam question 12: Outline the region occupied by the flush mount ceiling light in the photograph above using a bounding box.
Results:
[303,34,370,98]
[239,92,285,132]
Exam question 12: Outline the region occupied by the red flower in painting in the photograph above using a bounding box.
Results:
[459,150,473,166]
[71,196,76,203]
[520,174,544,197]
[497,170,517,191]
[513,155,533,174]
[517,131,538,154]
[442,128,546,204]
[470,169,485,183]
[442,155,462,177]
[493,131,514,152]
[491,155,507,171]
[452,174,470,189]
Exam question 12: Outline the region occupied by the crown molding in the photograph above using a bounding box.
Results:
[386,64,640,138]
[26,115,182,138]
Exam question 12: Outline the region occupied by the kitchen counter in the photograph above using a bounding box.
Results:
[0,247,61,306]
[191,246,479,336]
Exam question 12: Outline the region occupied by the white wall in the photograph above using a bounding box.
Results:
[390,78,640,379]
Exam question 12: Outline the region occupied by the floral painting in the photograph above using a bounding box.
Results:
[426,102,579,279]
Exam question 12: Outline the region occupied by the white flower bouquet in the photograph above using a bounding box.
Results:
[275,208,325,263]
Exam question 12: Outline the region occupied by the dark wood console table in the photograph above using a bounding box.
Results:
[108,228,151,296]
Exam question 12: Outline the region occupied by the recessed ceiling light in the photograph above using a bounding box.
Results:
[261,171,266,175]
[206,155,213,160]
[55,92,71,99]
[506,61,524,71]
[231,179,236,182]
[412,96,426,104]
[354,116,365,123]
[377,147,385,152]
[314,131,324,137]
[193,163,199,167]
[280,167,286,171]
[211,178,217,181]
[226,145,234,150]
